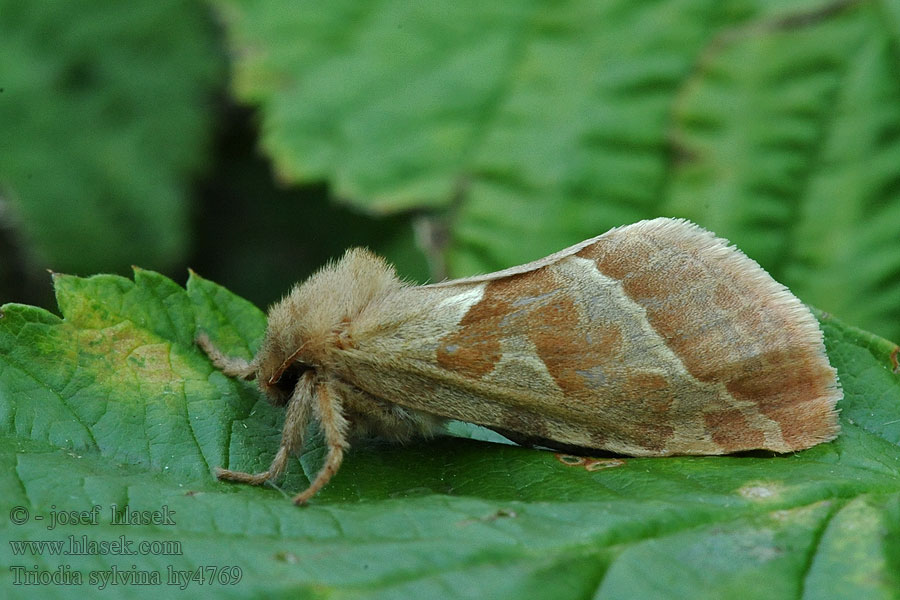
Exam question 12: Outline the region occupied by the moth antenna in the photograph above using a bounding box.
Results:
[268,342,309,386]
[196,332,258,380]
[216,372,314,486]
[293,381,349,505]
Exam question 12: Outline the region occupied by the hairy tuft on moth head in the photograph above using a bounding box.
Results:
[197,218,841,505]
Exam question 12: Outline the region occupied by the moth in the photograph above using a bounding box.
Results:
[198,217,841,504]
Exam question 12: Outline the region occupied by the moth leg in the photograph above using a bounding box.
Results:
[216,372,313,486]
[196,332,257,380]
[293,381,349,505]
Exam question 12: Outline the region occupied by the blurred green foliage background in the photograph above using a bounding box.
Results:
[2,0,899,340]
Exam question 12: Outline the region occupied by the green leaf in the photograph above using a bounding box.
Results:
[211,0,900,340]
[2,271,900,598]
[0,0,223,274]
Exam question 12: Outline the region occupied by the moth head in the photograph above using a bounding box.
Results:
[252,331,315,407]
[250,287,325,406]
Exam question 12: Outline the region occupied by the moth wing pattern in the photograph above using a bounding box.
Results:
[333,218,841,457]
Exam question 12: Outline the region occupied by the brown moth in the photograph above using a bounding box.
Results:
[198,217,841,504]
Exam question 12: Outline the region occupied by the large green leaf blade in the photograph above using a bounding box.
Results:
[1,271,899,599]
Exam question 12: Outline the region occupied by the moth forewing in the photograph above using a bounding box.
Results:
[334,220,841,456]
[200,217,842,504]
